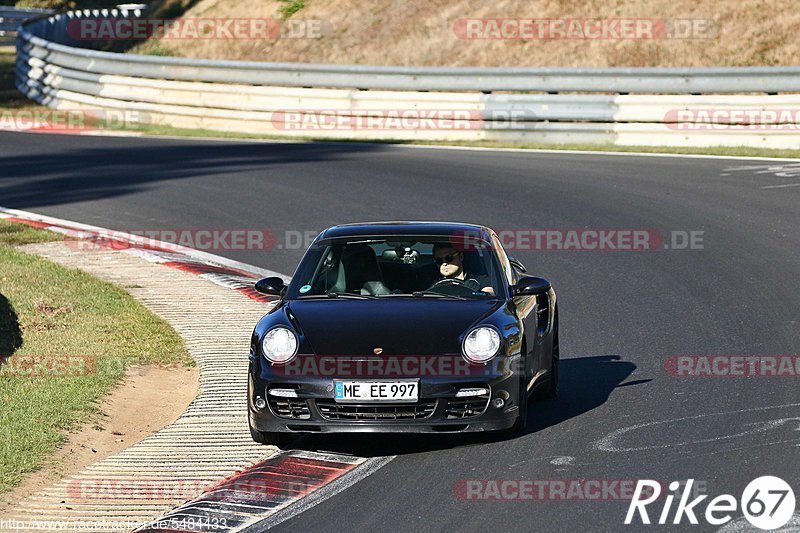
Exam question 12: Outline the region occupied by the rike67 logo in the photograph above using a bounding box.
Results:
[626,477,796,530]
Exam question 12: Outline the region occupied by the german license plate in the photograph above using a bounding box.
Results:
[334,380,418,403]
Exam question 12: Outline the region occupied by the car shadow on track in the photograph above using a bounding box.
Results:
[291,354,646,457]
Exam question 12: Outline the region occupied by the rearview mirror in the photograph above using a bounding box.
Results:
[513,276,551,296]
[254,277,286,296]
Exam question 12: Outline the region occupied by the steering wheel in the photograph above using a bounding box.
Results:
[426,278,476,296]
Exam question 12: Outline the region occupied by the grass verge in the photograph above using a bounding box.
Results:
[0,220,193,494]
[113,121,800,159]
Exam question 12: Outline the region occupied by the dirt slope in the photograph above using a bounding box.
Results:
[133,0,796,67]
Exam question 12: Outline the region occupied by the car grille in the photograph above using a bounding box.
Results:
[315,400,436,421]
[268,397,311,419]
[445,394,490,419]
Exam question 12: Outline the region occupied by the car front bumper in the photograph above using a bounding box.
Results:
[248,357,522,434]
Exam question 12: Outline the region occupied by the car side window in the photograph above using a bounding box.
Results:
[490,232,514,286]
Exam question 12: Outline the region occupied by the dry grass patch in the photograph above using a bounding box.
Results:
[131,0,799,67]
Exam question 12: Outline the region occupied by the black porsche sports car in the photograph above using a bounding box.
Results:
[248,222,558,446]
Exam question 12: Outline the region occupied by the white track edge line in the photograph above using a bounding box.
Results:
[0,206,291,282]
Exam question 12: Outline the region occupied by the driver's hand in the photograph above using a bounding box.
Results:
[481,286,495,295]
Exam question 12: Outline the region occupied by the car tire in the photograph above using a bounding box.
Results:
[504,374,529,436]
[540,311,559,399]
[515,388,529,433]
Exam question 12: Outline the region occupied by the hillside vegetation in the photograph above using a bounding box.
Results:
[129,0,794,67]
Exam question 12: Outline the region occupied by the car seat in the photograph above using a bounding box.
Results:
[330,244,391,296]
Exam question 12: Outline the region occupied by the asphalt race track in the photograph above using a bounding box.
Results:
[1,131,798,532]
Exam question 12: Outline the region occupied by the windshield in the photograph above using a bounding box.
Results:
[285,236,505,300]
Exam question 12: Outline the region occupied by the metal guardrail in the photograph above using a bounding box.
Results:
[12,8,800,148]
[0,7,52,46]
[16,8,800,94]
[16,22,800,93]
[18,57,800,121]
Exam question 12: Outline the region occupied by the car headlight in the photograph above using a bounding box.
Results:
[261,327,298,364]
[462,326,501,364]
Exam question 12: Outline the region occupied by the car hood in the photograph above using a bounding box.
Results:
[286,298,505,356]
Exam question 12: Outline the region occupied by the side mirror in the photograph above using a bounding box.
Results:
[513,276,551,296]
[509,256,527,273]
[254,277,286,296]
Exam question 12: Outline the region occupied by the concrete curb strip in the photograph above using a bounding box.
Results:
[0,210,374,532]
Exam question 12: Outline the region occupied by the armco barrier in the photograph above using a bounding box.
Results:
[0,7,52,46]
[13,8,800,148]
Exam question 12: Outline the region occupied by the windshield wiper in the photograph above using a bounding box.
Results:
[300,292,469,300]
[297,293,374,300]
[410,291,469,300]
[312,292,376,299]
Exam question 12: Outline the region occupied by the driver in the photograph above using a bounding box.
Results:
[432,244,495,295]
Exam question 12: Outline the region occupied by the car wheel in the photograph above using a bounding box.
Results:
[505,374,529,436]
[249,422,293,448]
[541,311,559,399]
[515,386,530,432]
